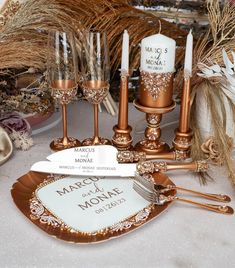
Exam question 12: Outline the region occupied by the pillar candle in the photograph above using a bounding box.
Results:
[140,33,176,73]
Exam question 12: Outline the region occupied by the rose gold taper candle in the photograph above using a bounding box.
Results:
[112,30,132,150]
[173,30,193,158]
[112,71,133,150]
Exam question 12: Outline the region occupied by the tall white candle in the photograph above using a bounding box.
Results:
[140,33,176,73]
[184,29,193,77]
[121,30,129,72]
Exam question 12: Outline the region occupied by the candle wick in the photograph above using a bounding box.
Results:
[158,20,162,34]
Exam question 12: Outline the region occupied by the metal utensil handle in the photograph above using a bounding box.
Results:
[172,186,231,203]
[175,197,234,215]
[136,160,208,175]
[166,160,208,172]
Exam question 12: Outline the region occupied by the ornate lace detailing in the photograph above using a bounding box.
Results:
[51,87,77,105]
[140,71,173,100]
[136,161,167,175]
[110,205,152,233]
[82,84,109,104]
[30,198,62,228]
[117,151,146,163]
[29,174,153,236]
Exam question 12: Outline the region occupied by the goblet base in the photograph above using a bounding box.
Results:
[82,137,112,146]
[50,137,81,151]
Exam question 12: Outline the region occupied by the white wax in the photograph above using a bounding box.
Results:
[140,33,176,73]
[121,30,129,72]
[184,29,193,77]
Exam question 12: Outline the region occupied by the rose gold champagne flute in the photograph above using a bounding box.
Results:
[47,31,80,151]
[80,31,111,145]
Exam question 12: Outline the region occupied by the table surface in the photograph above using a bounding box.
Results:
[1,101,235,268]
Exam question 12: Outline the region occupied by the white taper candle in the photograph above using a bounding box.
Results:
[184,29,193,77]
[121,30,129,72]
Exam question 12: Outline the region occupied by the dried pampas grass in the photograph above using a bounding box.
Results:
[186,0,235,185]
[0,0,186,72]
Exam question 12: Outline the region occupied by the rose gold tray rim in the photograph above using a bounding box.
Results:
[11,171,176,244]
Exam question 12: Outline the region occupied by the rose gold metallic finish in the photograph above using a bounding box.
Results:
[172,77,192,157]
[134,98,176,114]
[51,79,76,90]
[94,104,99,141]
[50,80,80,151]
[83,80,108,89]
[82,81,109,104]
[118,74,129,129]
[50,138,81,152]
[134,174,230,203]
[82,103,111,146]
[117,150,180,163]
[112,126,133,150]
[50,104,80,151]
[179,77,191,133]
[112,73,133,150]
[136,160,208,175]
[62,104,68,143]
[82,80,111,146]
[134,71,175,155]
[139,73,174,108]
[134,183,233,214]
[165,185,231,203]
[173,197,233,214]
[134,100,175,155]
[11,171,176,244]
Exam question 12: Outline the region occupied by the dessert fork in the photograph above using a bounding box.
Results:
[134,174,231,203]
[133,182,234,215]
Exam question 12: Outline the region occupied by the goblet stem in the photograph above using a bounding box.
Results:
[62,103,68,145]
[93,103,101,144]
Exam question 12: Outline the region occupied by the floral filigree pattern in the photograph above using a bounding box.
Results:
[51,88,77,105]
[30,198,62,228]
[136,161,167,175]
[117,150,146,163]
[110,206,152,233]
[82,85,109,104]
[140,71,173,100]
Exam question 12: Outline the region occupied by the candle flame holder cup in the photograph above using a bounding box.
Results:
[134,71,175,155]
[112,72,133,150]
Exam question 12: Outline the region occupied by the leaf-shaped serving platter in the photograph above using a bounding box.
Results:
[11,171,176,244]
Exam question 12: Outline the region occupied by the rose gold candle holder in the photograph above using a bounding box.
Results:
[172,75,193,159]
[134,71,175,156]
[112,72,133,150]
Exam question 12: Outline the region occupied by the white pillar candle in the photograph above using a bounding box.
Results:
[121,30,129,72]
[184,29,193,77]
[140,33,176,73]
